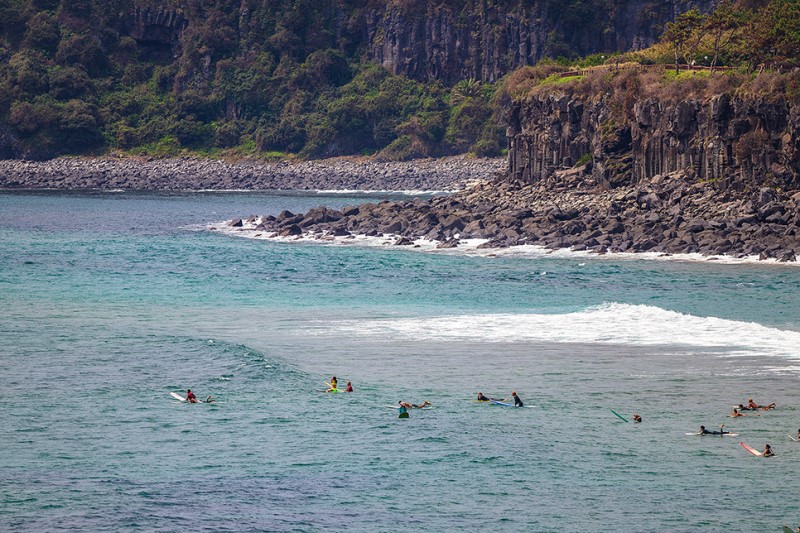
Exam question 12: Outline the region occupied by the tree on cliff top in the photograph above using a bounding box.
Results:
[663,9,707,74]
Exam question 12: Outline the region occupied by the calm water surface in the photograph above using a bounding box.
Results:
[1,190,799,531]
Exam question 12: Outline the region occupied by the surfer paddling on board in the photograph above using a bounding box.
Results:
[186,389,197,403]
[477,392,502,401]
[730,408,747,417]
[747,398,776,410]
[399,401,431,408]
[699,425,730,435]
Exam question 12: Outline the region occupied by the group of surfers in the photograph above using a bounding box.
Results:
[325,376,353,393]
[697,397,779,457]
[729,397,777,417]
[476,391,524,407]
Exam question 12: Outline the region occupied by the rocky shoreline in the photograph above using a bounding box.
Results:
[227,165,800,263]
[0,155,504,191]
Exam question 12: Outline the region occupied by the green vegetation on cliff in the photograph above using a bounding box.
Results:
[0,0,796,160]
[0,0,512,160]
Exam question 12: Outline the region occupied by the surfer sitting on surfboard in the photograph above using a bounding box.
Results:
[511,391,523,407]
[763,444,774,457]
[186,389,197,403]
[326,376,338,392]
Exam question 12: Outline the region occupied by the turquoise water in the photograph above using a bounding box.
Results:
[2,190,800,531]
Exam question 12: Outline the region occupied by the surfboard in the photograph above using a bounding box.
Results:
[384,404,432,410]
[685,432,739,437]
[170,392,186,402]
[399,412,409,419]
[610,409,629,422]
[788,434,799,442]
[490,400,514,407]
[740,442,763,456]
[783,525,795,533]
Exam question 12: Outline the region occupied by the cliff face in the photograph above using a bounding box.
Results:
[365,0,716,84]
[124,0,717,84]
[507,90,800,191]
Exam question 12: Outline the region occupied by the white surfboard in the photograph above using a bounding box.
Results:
[171,392,205,403]
[685,431,739,437]
[788,434,799,442]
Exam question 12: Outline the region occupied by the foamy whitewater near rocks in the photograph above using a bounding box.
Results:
[225,165,800,263]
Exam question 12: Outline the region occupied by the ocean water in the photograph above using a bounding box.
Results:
[1,189,800,532]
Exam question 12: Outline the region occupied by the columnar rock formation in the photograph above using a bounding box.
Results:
[507,89,800,192]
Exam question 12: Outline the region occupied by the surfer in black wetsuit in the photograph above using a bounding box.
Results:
[699,425,728,435]
[477,392,491,401]
[633,414,642,423]
[512,391,523,407]
[763,443,774,457]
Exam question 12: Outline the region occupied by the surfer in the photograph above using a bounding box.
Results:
[729,408,746,417]
[797,428,800,440]
[186,389,197,403]
[763,443,774,457]
[399,401,430,408]
[477,392,491,401]
[748,398,776,410]
[345,381,353,392]
[632,414,642,423]
[699,425,728,435]
[326,376,338,392]
[511,391,523,407]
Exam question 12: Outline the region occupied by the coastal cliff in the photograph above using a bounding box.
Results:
[229,70,800,262]
[507,75,800,191]
[364,0,717,84]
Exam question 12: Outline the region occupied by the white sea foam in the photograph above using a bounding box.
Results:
[213,217,800,267]
[325,302,800,360]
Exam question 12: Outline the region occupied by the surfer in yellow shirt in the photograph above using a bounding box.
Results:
[326,376,338,392]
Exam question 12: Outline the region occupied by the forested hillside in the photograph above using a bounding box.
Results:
[2,0,792,161]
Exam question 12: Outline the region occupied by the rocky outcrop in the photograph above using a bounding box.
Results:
[124,8,188,62]
[507,87,800,192]
[234,166,800,261]
[0,155,504,191]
